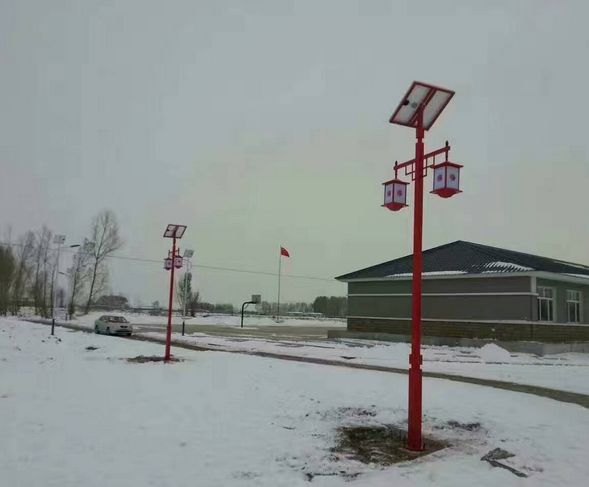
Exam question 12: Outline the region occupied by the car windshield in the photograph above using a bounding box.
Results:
[107,316,128,323]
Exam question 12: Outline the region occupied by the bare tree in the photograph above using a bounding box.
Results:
[188,291,200,317]
[56,287,66,308]
[67,240,94,316]
[33,227,52,317]
[10,231,35,314]
[175,273,201,317]
[0,245,15,315]
[85,210,122,314]
[175,272,191,310]
[90,265,109,303]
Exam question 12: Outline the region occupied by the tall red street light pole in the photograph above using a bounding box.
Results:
[384,81,462,451]
[163,224,187,362]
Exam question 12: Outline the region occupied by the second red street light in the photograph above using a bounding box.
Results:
[163,223,187,362]
[384,81,462,451]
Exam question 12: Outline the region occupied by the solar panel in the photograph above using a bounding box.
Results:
[163,224,187,239]
[389,81,455,131]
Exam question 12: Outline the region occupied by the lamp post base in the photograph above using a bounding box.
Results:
[407,364,424,451]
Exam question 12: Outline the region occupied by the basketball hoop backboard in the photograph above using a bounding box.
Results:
[163,224,187,239]
[389,81,455,131]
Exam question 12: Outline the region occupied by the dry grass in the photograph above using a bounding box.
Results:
[333,425,447,467]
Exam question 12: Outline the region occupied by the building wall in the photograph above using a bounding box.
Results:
[348,276,530,294]
[536,278,589,324]
[348,276,533,321]
[347,317,589,343]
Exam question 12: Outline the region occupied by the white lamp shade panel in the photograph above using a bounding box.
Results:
[433,166,447,191]
[446,165,460,190]
[384,184,394,204]
[393,183,406,204]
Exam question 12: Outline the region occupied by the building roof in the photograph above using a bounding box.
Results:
[336,240,589,281]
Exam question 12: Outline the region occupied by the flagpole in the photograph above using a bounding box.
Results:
[277,246,282,322]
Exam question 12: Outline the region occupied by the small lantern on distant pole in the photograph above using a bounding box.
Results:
[164,257,173,270]
[174,255,183,269]
[382,178,409,211]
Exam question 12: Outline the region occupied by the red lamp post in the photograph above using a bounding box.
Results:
[163,224,187,362]
[385,81,460,451]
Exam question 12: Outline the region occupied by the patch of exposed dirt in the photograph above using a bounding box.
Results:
[332,425,447,467]
[126,355,182,364]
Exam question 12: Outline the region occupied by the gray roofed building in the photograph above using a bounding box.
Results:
[334,241,589,344]
[337,241,589,281]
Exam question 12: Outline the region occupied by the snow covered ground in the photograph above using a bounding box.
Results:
[42,312,589,394]
[143,333,589,395]
[72,311,346,328]
[2,317,589,486]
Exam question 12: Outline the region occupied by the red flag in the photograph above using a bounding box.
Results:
[280,246,290,258]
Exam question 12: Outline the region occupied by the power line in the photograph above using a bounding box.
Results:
[0,240,340,284]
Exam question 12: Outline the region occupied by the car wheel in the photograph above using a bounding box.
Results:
[94,325,100,334]
[106,327,111,336]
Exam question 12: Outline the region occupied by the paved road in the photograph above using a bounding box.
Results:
[23,318,589,410]
[134,323,340,341]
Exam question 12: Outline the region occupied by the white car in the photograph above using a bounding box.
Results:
[94,315,133,336]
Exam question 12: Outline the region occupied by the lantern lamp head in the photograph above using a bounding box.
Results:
[382,178,409,211]
[431,161,463,198]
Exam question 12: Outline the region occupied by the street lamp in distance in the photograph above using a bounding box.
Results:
[163,224,187,362]
[52,241,88,326]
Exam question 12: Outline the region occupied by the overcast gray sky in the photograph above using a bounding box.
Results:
[1,0,588,306]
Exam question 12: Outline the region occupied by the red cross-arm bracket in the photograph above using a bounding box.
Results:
[394,141,451,181]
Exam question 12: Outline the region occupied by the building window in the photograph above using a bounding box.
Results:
[538,286,555,322]
[567,290,582,323]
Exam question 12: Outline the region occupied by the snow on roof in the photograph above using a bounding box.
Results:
[385,270,467,278]
[482,261,533,271]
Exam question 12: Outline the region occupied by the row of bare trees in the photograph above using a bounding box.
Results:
[0,210,122,317]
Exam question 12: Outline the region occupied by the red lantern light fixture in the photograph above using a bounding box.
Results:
[431,160,462,198]
[382,81,462,453]
[174,255,183,269]
[382,178,409,211]
[384,141,461,205]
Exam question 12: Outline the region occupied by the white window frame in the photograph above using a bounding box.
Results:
[566,290,582,324]
[537,286,556,322]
